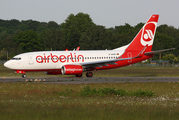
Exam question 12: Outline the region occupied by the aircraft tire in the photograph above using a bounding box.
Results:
[22,74,26,78]
[86,72,93,77]
[76,74,82,77]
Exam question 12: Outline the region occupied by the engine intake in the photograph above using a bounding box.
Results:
[61,65,83,75]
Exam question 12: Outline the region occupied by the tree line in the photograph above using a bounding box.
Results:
[0,12,179,61]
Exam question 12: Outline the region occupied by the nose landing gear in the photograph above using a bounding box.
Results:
[15,70,26,78]
[22,74,26,78]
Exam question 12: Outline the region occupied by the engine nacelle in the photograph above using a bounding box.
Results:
[45,70,62,75]
[61,65,83,75]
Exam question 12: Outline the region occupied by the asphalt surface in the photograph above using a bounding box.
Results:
[0,76,179,84]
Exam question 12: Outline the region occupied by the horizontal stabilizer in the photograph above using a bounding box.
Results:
[144,48,175,55]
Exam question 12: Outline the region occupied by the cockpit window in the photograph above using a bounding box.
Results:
[12,58,21,60]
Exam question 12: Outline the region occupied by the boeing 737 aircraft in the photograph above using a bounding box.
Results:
[4,14,174,78]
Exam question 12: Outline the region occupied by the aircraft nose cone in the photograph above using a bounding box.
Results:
[4,61,12,69]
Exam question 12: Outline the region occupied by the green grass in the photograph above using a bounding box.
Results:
[1,65,179,119]
[94,66,179,77]
[0,82,179,119]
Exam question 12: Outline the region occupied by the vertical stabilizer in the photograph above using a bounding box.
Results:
[126,14,159,52]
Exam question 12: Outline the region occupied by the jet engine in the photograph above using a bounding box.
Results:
[61,65,83,75]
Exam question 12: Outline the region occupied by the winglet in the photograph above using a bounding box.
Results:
[76,46,80,51]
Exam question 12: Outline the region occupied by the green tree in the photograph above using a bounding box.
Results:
[0,13,179,59]
[79,25,112,50]
[152,32,175,60]
[13,30,42,52]
[36,22,48,33]
[157,24,179,56]
[110,24,138,49]
[153,32,174,50]
[61,13,94,49]
[162,54,177,63]
[41,29,65,50]
[0,34,19,59]
[48,21,60,29]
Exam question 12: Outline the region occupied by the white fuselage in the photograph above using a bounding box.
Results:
[4,49,126,71]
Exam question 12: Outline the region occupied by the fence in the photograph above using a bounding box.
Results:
[131,63,179,67]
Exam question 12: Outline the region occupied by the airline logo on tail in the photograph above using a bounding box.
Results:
[144,30,154,41]
[141,22,157,46]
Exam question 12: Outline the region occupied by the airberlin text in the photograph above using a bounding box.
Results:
[66,68,83,73]
[36,53,84,63]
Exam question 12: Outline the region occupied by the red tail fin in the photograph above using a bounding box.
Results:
[126,14,159,53]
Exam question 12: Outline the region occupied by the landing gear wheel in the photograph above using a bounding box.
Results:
[76,74,82,77]
[22,74,26,78]
[86,72,93,77]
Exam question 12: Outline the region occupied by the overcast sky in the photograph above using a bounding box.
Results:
[0,0,178,28]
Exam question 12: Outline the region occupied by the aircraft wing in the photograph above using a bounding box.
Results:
[80,48,147,68]
[79,46,148,68]
[79,47,175,69]
[80,57,131,68]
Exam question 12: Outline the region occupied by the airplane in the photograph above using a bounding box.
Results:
[4,14,175,78]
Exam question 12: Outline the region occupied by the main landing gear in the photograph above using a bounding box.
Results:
[75,74,83,77]
[86,72,93,77]
[22,74,26,78]
[75,72,93,77]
